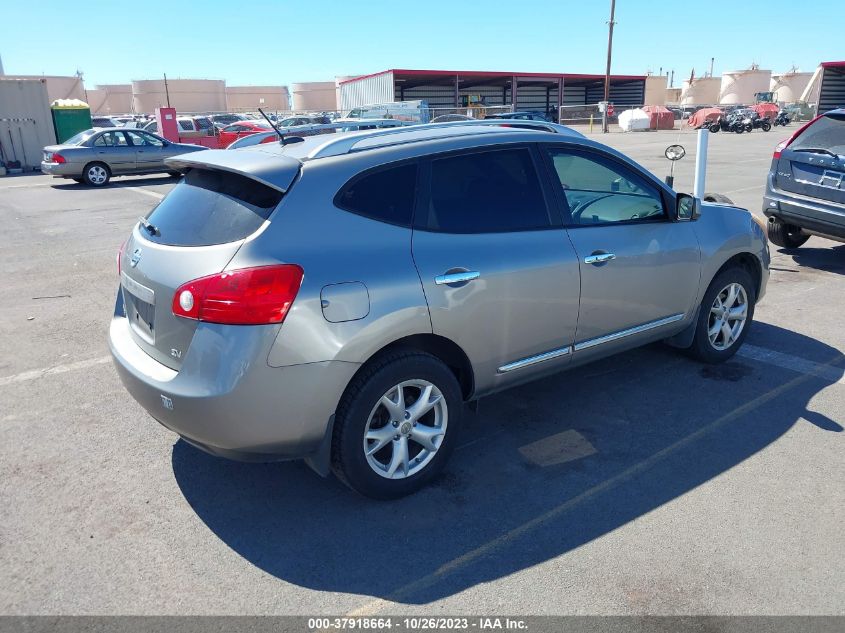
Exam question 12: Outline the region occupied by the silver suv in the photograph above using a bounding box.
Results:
[110,122,770,499]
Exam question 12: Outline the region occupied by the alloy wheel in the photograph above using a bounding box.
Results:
[708,282,748,351]
[363,379,447,479]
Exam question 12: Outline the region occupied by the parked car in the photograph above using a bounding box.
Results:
[217,121,274,148]
[110,121,769,499]
[91,116,119,128]
[41,128,205,186]
[142,116,214,137]
[211,113,249,130]
[764,108,845,247]
[484,111,550,122]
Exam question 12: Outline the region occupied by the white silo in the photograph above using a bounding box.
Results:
[680,77,720,105]
[770,71,814,103]
[719,68,772,104]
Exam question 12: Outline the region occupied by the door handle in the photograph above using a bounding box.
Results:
[584,252,616,265]
[435,270,480,286]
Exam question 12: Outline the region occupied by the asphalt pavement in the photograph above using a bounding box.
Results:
[0,126,843,616]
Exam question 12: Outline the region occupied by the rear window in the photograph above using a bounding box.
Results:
[792,114,845,154]
[142,168,282,246]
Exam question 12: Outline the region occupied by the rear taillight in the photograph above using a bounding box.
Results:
[171,265,304,325]
[52,152,66,164]
[117,241,126,276]
[773,114,823,159]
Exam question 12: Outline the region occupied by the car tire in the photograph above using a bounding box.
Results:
[688,266,756,364]
[767,219,810,248]
[82,162,111,187]
[331,350,462,500]
[703,193,734,204]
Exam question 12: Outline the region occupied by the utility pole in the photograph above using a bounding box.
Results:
[163,73,171,108]
[602,0,617,133]
[709,57,715,78]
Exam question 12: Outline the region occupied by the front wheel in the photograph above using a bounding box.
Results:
[709,124,720,133]
[761,122,771,132]
[331,350,462,499]
[734,125,744,134]
[688,267,756,364]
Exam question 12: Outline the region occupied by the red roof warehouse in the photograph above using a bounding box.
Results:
[338,68,648,117]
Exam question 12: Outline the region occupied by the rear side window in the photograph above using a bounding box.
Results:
[143,168,282,246]
[423,148,550,233]
[791,114,845,154]
[335,163,417,227]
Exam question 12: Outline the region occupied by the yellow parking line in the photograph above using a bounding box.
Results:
[345,352,844,615]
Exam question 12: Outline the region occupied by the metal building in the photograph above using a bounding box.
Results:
[817,61,845,112]
[0,78,56,169]
[338,69,647,115]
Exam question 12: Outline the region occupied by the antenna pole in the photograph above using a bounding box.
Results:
[163,73,171,108]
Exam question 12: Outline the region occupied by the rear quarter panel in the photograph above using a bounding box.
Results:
[228,155,433,369]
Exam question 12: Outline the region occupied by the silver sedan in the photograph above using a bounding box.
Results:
[41,128,206,186]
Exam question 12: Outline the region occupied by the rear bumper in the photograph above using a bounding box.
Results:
[108,315,359,461]
[40,161,79,177]
[763,179,845,240]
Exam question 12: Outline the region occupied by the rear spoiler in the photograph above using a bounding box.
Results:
[165,149,301,193]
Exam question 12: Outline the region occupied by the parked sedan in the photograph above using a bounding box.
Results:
[41,128,206,186]
[217,121,274,148]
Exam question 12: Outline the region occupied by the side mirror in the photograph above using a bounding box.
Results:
[676,193,701,221]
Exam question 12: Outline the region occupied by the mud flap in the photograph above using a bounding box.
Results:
[663,306,700,349]
[304,414,335,477]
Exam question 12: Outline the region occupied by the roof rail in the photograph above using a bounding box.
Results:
[306,119,581,159]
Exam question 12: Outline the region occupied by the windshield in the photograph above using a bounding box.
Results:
[63,130,97,146]
[792,114,845,155]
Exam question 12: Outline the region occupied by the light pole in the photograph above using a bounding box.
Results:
[602,0,617,133]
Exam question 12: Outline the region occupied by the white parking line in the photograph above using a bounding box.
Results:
[737,344,845,384]
[0,182,56,190]
[724,184,765,195]
[0,356,112,387]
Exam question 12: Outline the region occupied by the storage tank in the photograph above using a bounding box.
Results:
[770,71,813,103]
[7,75,85,102]
[132,79,226,113]
[679,77,720,105]
[291,81,338,111]
[226,86,290,111]
[643,75,668,105]
[665,87,682,104]
[719,68,772,104]
[93,84,132,114]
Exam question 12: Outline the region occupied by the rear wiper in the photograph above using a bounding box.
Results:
[792,148,842,159]
[138,216,159,236]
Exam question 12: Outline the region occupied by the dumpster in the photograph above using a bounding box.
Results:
[50,99,93,143]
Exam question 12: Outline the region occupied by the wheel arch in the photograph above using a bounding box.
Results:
[712,252,763,302]
[358,333,475,401]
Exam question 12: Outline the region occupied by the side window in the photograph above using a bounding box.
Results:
[425,148,551,233]
[125,131,148,146]
[178,120,194,131]
[94,131,128,147]
[545,149,665,225]
[139,131,164,147]
[335,163,417,227]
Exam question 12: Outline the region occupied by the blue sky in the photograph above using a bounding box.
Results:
[1,0,841,87]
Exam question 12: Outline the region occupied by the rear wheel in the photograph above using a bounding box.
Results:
[709,124,720,133]
[331,351,462,499]
[761,121,772,132]
[734,125,744,134]
[688,267,755,364]
[767,218,810,248]
[703,193,734,204]
[82,162,110,187]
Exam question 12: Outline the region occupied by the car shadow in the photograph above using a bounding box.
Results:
[171,321,843,604]
[51,175,177,191]
[778,243,845,275]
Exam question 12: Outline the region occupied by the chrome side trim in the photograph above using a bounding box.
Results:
[574,313,685,352]
[497,345,571,374]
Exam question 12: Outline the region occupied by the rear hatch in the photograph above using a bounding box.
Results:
[775,112,845,210]
[118,149,300,370]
